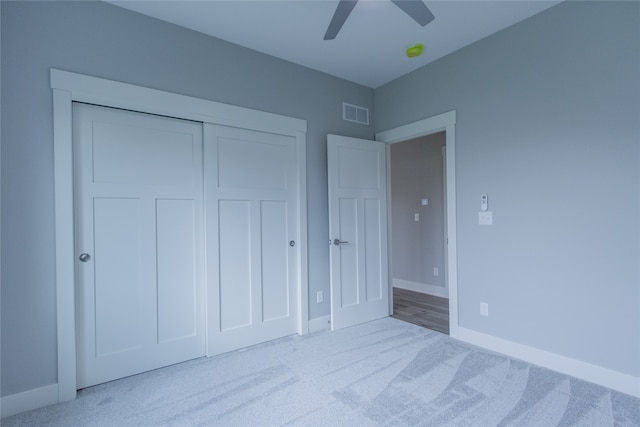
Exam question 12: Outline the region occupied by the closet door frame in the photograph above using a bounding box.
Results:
[51,68,308,403]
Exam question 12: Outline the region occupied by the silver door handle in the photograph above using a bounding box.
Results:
[79,253,91,262]
[333,239,349,246]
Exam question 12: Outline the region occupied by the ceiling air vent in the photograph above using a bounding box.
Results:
[343,103,369,125]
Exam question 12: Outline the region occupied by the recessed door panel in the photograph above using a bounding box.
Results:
[93,197,143,357]
[364,198,383,302]
[218,200,252,331]
[92,120,196,187]
[261,200,290,322]
[217,137,290,190]
[337,146,381,190]
[338,198,358,307]
[156,199,198,343]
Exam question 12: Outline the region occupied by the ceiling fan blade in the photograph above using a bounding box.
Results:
[391,0,434,26]
[324,0,358,40]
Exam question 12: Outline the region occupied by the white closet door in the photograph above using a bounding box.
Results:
[327,134,389,330]
[205,124,298,355]
[74,103,205,389]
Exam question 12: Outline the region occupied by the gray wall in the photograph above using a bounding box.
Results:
[0,0,373,396]
[376,1,639,377]
[390,133,446,289]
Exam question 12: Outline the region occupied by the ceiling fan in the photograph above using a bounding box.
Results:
[324,0,435,40]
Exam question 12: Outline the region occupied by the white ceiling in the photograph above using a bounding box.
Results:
[107,0,562,88]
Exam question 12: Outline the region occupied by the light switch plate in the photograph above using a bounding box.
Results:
[479,211,493,225]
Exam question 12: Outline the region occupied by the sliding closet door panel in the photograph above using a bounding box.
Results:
[206,124,298,356]
[74,103,205,389]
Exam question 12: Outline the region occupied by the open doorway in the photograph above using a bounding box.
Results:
[389,132,449,334]
[376,110,458,338]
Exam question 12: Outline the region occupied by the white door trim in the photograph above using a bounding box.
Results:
[375,111,458,338]
[51,68,308,403]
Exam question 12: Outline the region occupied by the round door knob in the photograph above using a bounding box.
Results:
[79,253,91,262]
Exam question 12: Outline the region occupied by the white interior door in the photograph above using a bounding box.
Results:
[205,124,299,355]
[327,134,389,330]
[74,103,205,389]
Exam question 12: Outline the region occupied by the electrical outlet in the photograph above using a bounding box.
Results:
[480,302,489,316]
[433,267,439,277]
[316,291,323,303]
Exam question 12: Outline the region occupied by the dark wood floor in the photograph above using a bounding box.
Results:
[392,287,449,335]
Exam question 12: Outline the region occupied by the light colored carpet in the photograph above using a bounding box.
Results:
[3,317,639,426]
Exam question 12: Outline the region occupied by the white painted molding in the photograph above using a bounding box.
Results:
[393,279,448,298]
[444,124,458,339]
[0,384,58,419]
[375,111,456,144]
[458,327,640,398]
[385,145,394,317]
[308,315,331,334]
[296,130,309,336]
[50,69,306,135]
[52,88,78,404]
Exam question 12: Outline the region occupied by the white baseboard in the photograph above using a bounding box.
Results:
[1,383,58,419]
[308,315,331,333]
[393,279,448,298]
[457,327,640,398]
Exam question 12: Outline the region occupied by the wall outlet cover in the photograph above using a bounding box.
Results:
[479,211,493,225]
[480,302,489,316]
